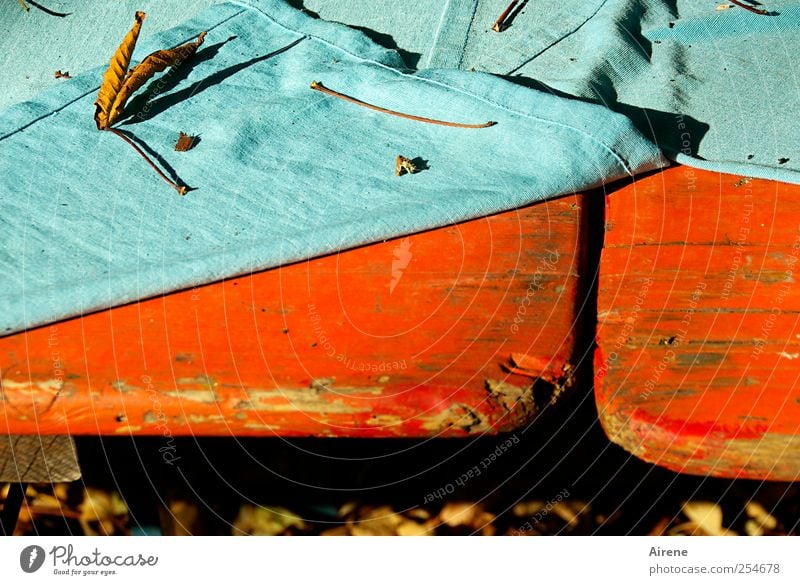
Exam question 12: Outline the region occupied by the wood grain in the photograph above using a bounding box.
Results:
[1,196,587,437]
[596,166,800,480]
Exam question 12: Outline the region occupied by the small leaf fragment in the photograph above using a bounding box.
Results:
[395,155,417,176]
[54,70,71,79]
[175,132,198,152]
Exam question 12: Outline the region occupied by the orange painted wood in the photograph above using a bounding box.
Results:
[1,195,586,437]
[596,166,800,480]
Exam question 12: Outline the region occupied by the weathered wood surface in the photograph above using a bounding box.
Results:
[597,166,800,480]
[1,196,586,437]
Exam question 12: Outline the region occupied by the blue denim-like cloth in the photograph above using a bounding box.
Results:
[302,0,800,182]
[0,0,667,334]
[1,0,798,176]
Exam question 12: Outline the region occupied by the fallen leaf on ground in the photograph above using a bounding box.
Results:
[232,505,305,536]
[79,488,128,535]
[439,502,496,535]
[672,501,737,536]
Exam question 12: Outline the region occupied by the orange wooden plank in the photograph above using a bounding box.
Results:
[1,195,587,437]
[597,166,800,480]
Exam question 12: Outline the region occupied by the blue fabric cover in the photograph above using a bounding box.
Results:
[0,0,666,334]
[1,0,797,334]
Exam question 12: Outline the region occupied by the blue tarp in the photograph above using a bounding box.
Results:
[0,0,797,334]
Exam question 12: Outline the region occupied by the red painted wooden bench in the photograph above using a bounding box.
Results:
[0,194,586,438]
[596,166,800,480]
[3,166,798,481]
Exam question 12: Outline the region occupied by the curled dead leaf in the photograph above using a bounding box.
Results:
[93,12,207,195]
[94,12,206,130]
[94,11,145,130]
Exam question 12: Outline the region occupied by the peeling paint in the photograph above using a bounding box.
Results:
[175,375,217,387]
[114,425,143,433]
[111,380,139,393]
[311,377,335,391]
[243,422,281,430]
[421,403,488,433]
[485,379,535,413]
[366,414,404,426]
[240,389,374,413]
[2,378,63,393]
[604,408,800,481]
[186,414,226,424]
[164,389,219,404]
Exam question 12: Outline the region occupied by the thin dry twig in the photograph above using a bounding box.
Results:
[728,0,769,14]
[17,0,29,11]
[492,0,520,32]
[310,81,496,129]
[109,129,188,195]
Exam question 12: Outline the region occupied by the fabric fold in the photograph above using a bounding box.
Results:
[0,0,667,334]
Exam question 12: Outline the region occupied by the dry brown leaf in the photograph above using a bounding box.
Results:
[349,506,403,536]
[405,508,431,521]
[53,483,70,501]
[94,12,206,130]
[336,501,359,518]
[744,520,764,536]
[79,488,128,535]
[160,500,201,536]
[30,493,61,509]
[395,155,417,176]
[93,12,207,195]
[232,504,305,536]
[746,501,778,530]
[513,500,545,516]
[439,502,496,535]
[397,519,429,536]
[54,70,71,79]
[551,501,586,528]
[439,502,476,527]
[94,11,145,130]
[675,501,737,536]
[175,132,198,152]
